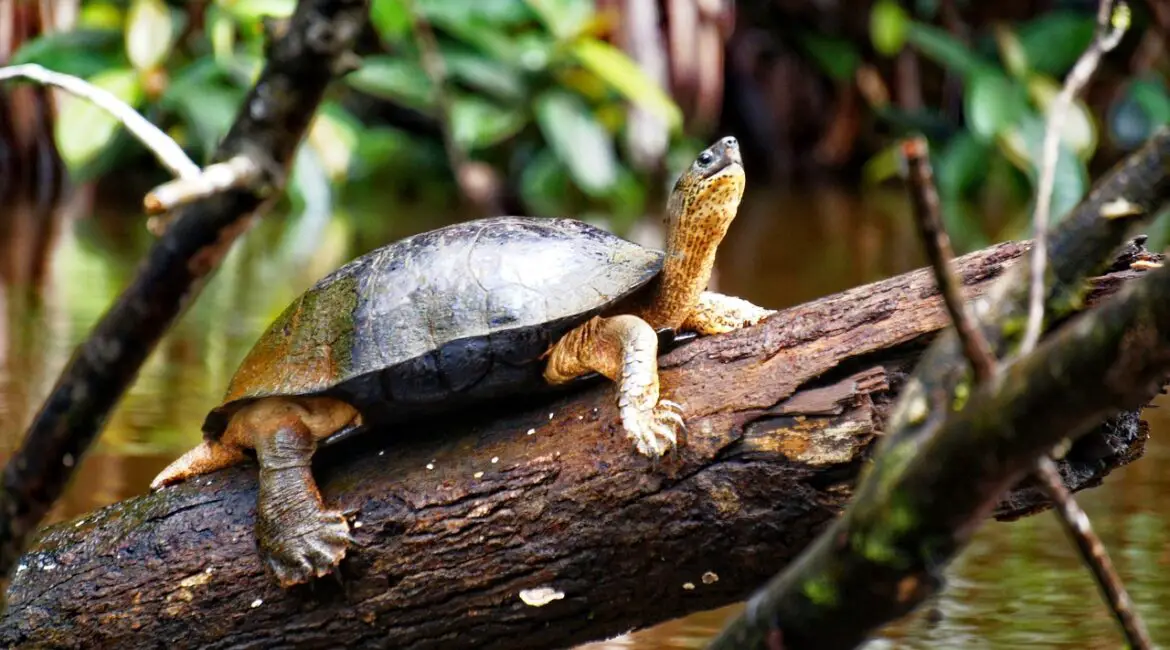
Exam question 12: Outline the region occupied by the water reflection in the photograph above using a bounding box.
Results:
[0,181,1166,648]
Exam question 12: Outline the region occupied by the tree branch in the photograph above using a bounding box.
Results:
[0,242,1153,649]
[0,0,369,609]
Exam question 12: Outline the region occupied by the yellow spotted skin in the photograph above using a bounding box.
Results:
[544,136,774,456]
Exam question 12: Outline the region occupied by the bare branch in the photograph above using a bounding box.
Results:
[1021,0,1131,353]
[0,63,202,179]
[143,156,263,232]
[900,136,996,383]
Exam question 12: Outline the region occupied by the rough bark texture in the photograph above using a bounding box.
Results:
[0,241,1154,650]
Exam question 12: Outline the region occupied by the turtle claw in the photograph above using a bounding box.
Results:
[622,399,687,458]
[260,508,354,588]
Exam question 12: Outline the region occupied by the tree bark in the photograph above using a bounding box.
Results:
[0,241,1156,650]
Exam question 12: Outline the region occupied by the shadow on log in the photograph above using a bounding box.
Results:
[0,240,1156,649]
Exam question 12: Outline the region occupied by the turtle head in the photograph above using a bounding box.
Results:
[665,136,745,238]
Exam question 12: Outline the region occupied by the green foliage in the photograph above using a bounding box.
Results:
[863,5,1163,238]
[12,0,685,219]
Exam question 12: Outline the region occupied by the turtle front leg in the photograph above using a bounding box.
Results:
[682,291,775,335]
[253,418,353,587]
[545,315,685,457]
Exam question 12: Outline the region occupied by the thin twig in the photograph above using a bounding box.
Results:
[0,63,201,179]
[900,133,1151,650]
[901,137,995,383]
[1035,457,1153,649]
[143,155,262,228]
[1020,0,1130,353]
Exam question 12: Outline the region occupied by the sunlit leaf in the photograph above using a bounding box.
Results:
[207,4,237,63]
[999,112,1088,223]
[450,95,527,150]
[346,55,434,110]
[906,22,987,79]
[1026,75,1097,158]
[54,67,144,172]
[307,104,362,181]
[535,90,617,195]
[126,0,176,71]
[870,0,909,56]
[965,70,1027,140]
[371,0,411,43]
[571,38,682,131]
[994,25,1028,79]
[524,0,592,40]
[78,1,124,29]
[796,32,860,82]
[861,142,902,186]
[10,29,121,78]
[221,0,296,22]
[1015,11,1095,77]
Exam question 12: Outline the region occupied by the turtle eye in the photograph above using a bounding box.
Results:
[697,151,715,167]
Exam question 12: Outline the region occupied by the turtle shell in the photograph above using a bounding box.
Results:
[202,217,664,438]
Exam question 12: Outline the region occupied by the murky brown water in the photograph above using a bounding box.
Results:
[1,181,1167,648]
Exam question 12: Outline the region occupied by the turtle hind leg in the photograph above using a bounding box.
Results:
[544,314,685,457]
[254,417,353,587]
[151,440,248,490]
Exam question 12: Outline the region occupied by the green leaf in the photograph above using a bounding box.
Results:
[999,112,1089,223]
[936,131,991,199]
[571,38,682,131]
[1027,75,1097,158]
[870,0,909,56]
[10,30,121,78]
[535,90,617,195]
[524,0,592,40]
[965,70,1027,141]
[519,147,572,215]
[220,0,296,22]
[78,1,124,29]
[1015,11,1095,77]
[371,0,411,43]
[125,0,176,71]
[422,0,534,27]
[443,49,527,102]
[1110,78,1170,148]
[54,67,144,172]
[796,32,861,82]
[346,55,433,110]
[163,60,244,158]
[906,22,987,79]
[450,95,527,150]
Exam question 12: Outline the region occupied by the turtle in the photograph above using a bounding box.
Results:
[151,135,773,587]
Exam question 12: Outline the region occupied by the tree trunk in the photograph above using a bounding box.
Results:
[0,240,1155,650]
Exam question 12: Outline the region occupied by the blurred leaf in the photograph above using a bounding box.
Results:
[906,22,987,79]
[450,95,527,150]
[371,0,411,43]
[423,0,534,27]
[221,0,296,22]
[965,70,1027,141]
[126,0,176,71]
[571,38,683,130]
[54,67,144,172]
[605,163,647,222]
[1015,11,1095,77]
[207,4,237,62]
[520,147,572,214]
[163,60,244,157]
[861,142,902,186]
[444,49,527,102]
[351,127,427,176]
[994,25,1028,79]
[308,104,362,180]
[936,131,991,199]
[347,55,434,110]
[78,1,124,29]
[525,0,592,40]
[870,0,909,56]
[796,32,860,81]
[1109,78,1170,148]
[10,30,121,78]
[999,112,1089,223]
[428,14,526,64]
[1026,75,1097,158]
[535,90,617,195]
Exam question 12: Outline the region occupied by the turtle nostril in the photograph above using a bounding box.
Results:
[721,136,738,148]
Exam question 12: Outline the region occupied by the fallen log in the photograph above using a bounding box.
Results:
[0,240,1156,649]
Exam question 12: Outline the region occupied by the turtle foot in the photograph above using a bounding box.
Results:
[622,399,687,457]
[260,509,354,588]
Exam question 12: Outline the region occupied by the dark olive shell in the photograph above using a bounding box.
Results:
[202,217,664,438]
